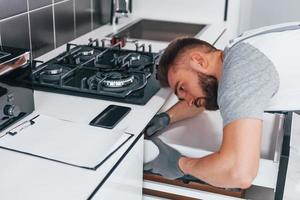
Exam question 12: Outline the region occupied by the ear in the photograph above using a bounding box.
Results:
[189,52,209,73]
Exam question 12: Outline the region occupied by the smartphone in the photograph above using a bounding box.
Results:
[89,105,131,129]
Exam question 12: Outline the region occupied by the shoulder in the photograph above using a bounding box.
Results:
[218,42,279,126]
[219,42,279,98]
[224,42,274,70]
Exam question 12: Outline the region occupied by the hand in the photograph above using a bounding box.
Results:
[144,137,184,180]
[144,112,170,138]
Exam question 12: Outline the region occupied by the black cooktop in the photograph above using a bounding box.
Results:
[31,39,161,105]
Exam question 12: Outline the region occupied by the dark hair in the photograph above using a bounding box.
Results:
[157,37,217,87]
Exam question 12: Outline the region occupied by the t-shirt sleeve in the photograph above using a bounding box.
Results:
[218,43,279,126]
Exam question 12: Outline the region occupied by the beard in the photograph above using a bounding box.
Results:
[194,72,219,110]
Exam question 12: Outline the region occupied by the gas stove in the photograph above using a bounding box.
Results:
[0,46,34,132]
[32,38,161,105]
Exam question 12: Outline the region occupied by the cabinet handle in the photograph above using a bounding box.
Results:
[273,114,285,162]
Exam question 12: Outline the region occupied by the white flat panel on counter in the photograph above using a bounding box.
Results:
[0,115,132,169]
[33,90,171,136]
[0,131,135,200]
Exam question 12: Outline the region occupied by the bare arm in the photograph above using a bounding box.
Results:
[179,118,262,189]
[166,100,204,124]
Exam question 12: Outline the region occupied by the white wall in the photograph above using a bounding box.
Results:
[238,0,300,34]
[131,0,241,48]
[225,0,241,40]
[132,0,226,24]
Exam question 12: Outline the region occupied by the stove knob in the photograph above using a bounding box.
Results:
[3,105,21,117]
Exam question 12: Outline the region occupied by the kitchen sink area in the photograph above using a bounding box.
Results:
[107,19,207,42]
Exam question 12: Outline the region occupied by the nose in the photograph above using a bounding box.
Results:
[185,95,194,106]
[178,92,194,107]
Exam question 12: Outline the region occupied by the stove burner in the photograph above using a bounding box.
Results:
[101,72,135,88]
[80,46,95,62]
[118,53,152,68]
[44,64,63,75]
[94,55,119,71]
[81,47,94,56]
[128,53,141,61]
[39,64,71,82]
[87,72,138,92]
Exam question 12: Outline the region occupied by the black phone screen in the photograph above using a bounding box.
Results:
[89,105,131,129]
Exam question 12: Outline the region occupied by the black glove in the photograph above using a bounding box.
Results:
[144,112,170,138]
[144,137,184,180]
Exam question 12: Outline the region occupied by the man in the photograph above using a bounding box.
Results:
[144,22,300,189]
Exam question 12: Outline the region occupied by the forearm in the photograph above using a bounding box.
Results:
[179,152,238,188]
[166,100,204,123]
[179,119,262,189]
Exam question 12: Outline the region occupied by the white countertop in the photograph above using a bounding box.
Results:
[0,16,226,199]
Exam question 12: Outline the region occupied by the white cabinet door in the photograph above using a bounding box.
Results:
[283,112,300,200]
[94,136,144,200]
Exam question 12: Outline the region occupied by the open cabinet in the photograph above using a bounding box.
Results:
[143,95,294,199]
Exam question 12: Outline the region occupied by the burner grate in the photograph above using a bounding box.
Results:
[35,64,72,83]
[31,38,161,105]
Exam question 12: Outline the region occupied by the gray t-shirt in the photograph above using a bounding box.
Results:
[218,42,280,126]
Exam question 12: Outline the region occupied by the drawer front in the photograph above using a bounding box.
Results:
[143,179,243,200]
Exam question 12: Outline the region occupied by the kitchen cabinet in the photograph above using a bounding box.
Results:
[0,87,164,200]
[90,135,144,200]
[143,94,294,199]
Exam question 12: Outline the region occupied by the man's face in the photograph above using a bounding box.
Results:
[168,67,219,110]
